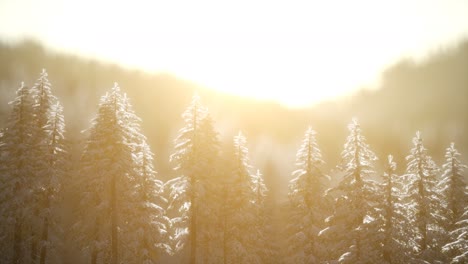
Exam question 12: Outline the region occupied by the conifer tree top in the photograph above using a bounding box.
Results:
[32,68,52,92]
[340,118,377,178]
[442,143,467,173]
[234,131,252,175]
[405,131,438,175]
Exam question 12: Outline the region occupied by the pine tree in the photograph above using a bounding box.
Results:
[403,131,445,262]
[380,155,407,264]
[38,102,68,264]
[285,127,328,263]
[251,170,275,263]
[29,69,59,263]
[439,143,467,229]
[222,132,262,264]
[75,84,128,264]
[439,143,467,263]
[319,119,382,263]
[74,84,168,264]
[122,139,169,263]
[196,114,224,263]
[164,176,189,258]
[28,70,68,264]
[121,93,170,263]
[168,95,220,263]
[442,207,468,263]
[0,83,35,264]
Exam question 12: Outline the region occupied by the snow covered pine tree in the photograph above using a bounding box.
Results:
[403,132,445,262]
[36,101,68,264]
[222,132,267,264]
[167,95,221,263]
[319,119,383,263]
[74,84,168,264]
[29,69,67,264]
[440,143,468,263]
[0,83,35,264]
[285,127,329,264]
[379,155,407,264]
[251,169,274,263]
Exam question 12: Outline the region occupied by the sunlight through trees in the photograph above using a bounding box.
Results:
[0,71,467,264]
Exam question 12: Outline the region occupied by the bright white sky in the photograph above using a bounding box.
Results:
[1,0,468,107]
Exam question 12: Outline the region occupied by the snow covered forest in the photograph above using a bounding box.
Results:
[0,69,467,264]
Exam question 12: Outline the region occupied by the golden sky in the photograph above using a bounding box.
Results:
[1,0,468,107]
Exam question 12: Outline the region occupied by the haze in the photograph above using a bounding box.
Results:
[1,0,468,106]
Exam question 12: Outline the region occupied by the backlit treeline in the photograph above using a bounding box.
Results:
[0,71,67,264]
[0,70,467,264]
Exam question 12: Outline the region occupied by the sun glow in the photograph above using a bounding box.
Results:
[1,0,468,107]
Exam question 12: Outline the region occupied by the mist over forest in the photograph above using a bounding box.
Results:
[1,38,468,264]
[1,39,467,200]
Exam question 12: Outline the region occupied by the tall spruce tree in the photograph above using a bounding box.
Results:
[380,155,407,264]
[285,127,328,263]
[439,143,467,229]
[119,93,170,263]
[222,132,263,264]
[38,102,68,264]
[129,141,170,263]
[74,84,168,264]
[197,114,224,263]
[26,70,68,264]
[439,143,467,263]
[251,170,274,263]
[319,119,382,263]
[0,83,35,264]
[168,95,220,263]
[403,131,445,262]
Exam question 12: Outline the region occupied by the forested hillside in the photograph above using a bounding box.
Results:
[1,40,467,183]
[0,60,467,262]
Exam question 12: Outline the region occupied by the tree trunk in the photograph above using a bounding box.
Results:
[189,185,197,264]
[384,175,393,264]
[31,215,39,263]
[91,218,100,264]
[223,193,228,264]
[12,179,23,264]
[189,105,198,264]
[12,216,22,264]
[39,189,51,264]
[111,174,118,264]
[417,169,427,252]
